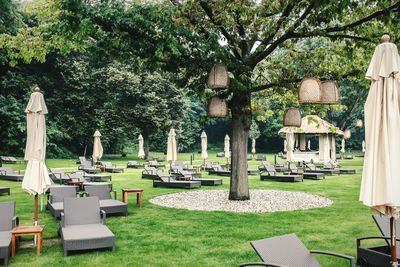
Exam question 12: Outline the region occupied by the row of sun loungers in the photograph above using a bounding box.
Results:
[0,168,23,182]
[0,156,21,164]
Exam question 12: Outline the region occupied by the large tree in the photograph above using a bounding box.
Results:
[1,0,399,200]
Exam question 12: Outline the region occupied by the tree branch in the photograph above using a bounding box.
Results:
[235,10,249,57]
[199,1,242,60]
[250,78,302,93]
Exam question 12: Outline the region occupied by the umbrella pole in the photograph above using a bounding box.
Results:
[391,217,398,266]
[34,194,38,225]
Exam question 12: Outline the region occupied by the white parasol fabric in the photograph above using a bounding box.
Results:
[22,91,52,196]
[283,140,287,152]
[92,130,103,162]
[224,134,230,158]
[167,128,177,162]
[251,138,256,154]
[200,131,208,160]
[329,134,336,165]
[286,131,294,162]
[318,134,330,162]
[138,134,145,158]
[340,138,345,154]
[360,41,400,218]
[362,140,366,153]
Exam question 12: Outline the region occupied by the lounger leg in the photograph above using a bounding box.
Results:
[64,248,68,257]
[111,245,115,252]
[4,256,9,266]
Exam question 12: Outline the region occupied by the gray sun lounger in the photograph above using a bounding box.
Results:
[153,173,201,189]
[323,162,356,174]
[241,233,355,267]
[126,161,144,169]
[191,177,223,186]
[0,187,10,196]
[142,166,160,179]
[256,154,266,161]
[171,165,201,179]
[305,163,340,175]
[47,186,79,219]
[61,196,115,256]
[289,163,324,180]
[258,161,271,172]
[208,165,231,176]
[0,201,18,266]
[49,169,72,185]
[0,168,23,182]
[79,157,101,174]
[357,215,400,266]
[84,184,127,216]
[101,162,124,173]
[83,173,112,182]
[147,160,164,168]
[260,165,303,182]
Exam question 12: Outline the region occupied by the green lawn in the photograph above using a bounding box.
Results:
[0,152,381,266]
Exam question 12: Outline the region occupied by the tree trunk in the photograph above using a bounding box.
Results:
[229,92,252,200]
[143,133,150,160]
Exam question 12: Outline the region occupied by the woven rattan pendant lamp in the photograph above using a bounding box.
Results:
[298,77,322,103]
[355,119,363,128]
[207,64,229,89]
[320,80,340,104]
[283,108,302,127]
[208,96,228,117]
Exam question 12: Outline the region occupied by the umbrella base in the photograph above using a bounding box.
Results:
[357,245,398,266]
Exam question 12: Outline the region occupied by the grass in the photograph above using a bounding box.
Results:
[0,152,382,266]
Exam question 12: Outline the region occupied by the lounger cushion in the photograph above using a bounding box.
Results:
[62,224,114,241]
[0,231,11,248]
[99,199,127,209]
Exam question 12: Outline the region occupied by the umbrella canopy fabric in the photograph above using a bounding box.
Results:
[92,130,103,161]
[286,131,294,162]
[329,134,336,164]
[318,134,330,162]
[340,138,345,154]
[167,128,177,162]
[224,134,230,158]
[360,41,400,218]
[138,134,145,158]
[362,140,366,153]
[283,140,287,152]
[22,91,52,196]
[200,131,208,160]
[251,138,256,154]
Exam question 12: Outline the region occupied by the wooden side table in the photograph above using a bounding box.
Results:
[11,225,45,256]
[122,189,143,208]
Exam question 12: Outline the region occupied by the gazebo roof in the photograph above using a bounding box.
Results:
[279,115,344,135]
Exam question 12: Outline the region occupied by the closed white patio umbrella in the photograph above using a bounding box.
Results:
[22,88,52,225]
[167,128,177,163]
[283,139,287,153]
[286,131,294,162]
[360,36,400,265]
[200,131,208,162]
[92,130,103,162]
[340,138,345,154]
[224,134,230,159]
[138,134,145,158]
[251,138,256,154]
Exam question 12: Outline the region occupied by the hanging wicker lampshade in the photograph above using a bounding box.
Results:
[208,96,228,117]
[355,119,363,128]
[298,77,322,103]
[344,129,351,139]
[320,80,340,104]
[283,108,302,127]
[207,64,229,89]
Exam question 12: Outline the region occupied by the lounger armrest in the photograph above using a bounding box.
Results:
[356,236,400,246]
[12,216,19,228]
[310,250,355,267]
[239,262,288,267]
[60,212,65,227]
[110,190,117,200]
[100,210,106,224]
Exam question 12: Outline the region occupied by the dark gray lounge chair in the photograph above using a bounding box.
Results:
[171,165,201,179]
[357,215,400,266]
[274,162,288,172]
[216,152,225,157]
[0,157,20,164]
[241,233,355,267]
[247,155,253,160]
[126,161,144,169]
[0,168,23,182]
[79,157,101,174]
[147,160,164,168]
[101,162,124,173]
[258,161,270,172]
[61,196,115,256]
[84,184,127,216]
[0,188,10,196]
[288,163,325,180]
[323,162,356,174]
[142,166,160,179]
[203,162,216,171]
[260,165,303,182]
[153,175,201,189]
[0,201,18,266]
[49,169,72,185]
[304,163,340,175]
[191,177,223,186]
[208,165,231,176]
[47,186,79,219]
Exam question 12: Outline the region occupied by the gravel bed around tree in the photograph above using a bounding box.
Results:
[149,189,333,213]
